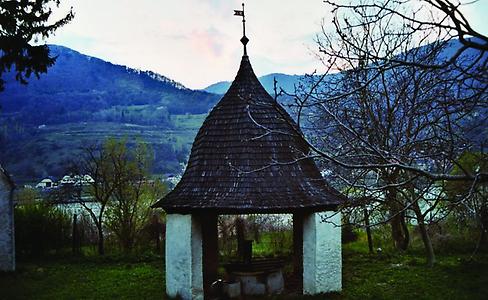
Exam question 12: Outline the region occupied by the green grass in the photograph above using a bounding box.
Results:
[172,113,207,129]
[1,240,487,299]
[252,231,293,257]
[339,249,488,300]
[0,256,165,300]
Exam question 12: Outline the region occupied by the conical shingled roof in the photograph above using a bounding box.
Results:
[153,55,345,213]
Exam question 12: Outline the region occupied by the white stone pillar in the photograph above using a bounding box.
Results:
[303,211,342,294]
[165,214,203,300]
[0,175,15,272]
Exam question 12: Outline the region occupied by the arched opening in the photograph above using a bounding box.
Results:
[198,212,334,298]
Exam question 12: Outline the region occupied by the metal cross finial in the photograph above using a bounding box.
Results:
[234,3,249,56]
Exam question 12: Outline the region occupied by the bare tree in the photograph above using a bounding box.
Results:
[289,0,488,183]
[324,0,487,82]
[72,139,161,254]
[105,140,155,253]
[253,0,487,264]
[74,141,119,255]
[445,151,488,257]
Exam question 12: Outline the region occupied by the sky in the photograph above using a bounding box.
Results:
[46,0,488,90]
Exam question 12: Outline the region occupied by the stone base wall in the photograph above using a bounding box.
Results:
[165,214,203,300]
[0,180,14,271]
[303,211,342,294]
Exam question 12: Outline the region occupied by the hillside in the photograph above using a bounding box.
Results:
[0,40,485,183]
[1,117,206,183]
[203,73,312,95]
[0,45,218,183]
[0,45,219,124]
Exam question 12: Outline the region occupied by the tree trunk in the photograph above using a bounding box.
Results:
[481,227,487,246]
[412,201,435,267]
[387,190,409,251]
[400,211,410,248]
[97,225,105,255]
[364,207,374,253]
[480,203,488,245]
[120,223,133,254]
[418,221,435,267]
[155,230,161,253]
[72,214,80,255]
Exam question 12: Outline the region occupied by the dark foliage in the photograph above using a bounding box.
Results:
[14,203,72,257]
[0,0,74,91]
[342,224,358,244]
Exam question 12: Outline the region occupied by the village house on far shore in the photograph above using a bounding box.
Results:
[34,174,94,190]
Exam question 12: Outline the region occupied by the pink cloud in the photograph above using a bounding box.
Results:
[190,28,225,59]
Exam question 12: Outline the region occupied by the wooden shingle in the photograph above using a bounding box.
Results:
[153,55,345,213]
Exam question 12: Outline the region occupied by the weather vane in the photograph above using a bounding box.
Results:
[234,3,249,56]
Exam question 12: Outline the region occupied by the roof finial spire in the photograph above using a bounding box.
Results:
[234,3,249,56]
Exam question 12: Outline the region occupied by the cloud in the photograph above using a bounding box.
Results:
[190,27,226,59]
[45,0,488,89]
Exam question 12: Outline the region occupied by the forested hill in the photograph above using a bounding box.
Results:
[0,45,219,125]
[0,45,219,182]
[0,41,485,183]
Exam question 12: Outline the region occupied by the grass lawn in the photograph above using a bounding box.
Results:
[0,256,165,300]
[339,250,488,300]
[1,242,487,299]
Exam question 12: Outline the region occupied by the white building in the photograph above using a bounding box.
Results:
[0,165,15,271]
[60,174,94,186]
[35,177,56,189]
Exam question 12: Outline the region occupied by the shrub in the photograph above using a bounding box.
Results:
[342,224,359,244]
[15,203,72,257]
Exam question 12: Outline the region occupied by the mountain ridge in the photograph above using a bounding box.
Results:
[0,44,219,122]
[0,45,220,182]
[0,40,485,184]
[203,72,312,95]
